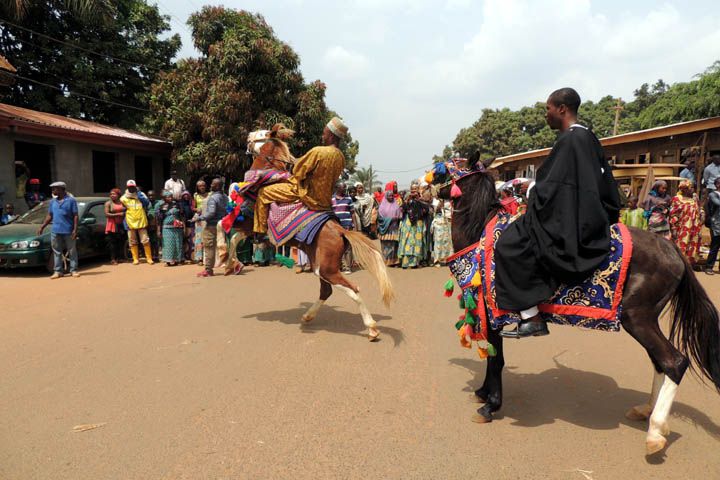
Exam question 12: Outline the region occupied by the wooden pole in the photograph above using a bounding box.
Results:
[612,98,624,136]
[698,131,709,201]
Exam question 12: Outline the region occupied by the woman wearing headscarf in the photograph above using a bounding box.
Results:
[669,180,703,263]
[378,182,403,266]
[398,183,429,269]
[353,182,377,238]
[642,180,672,240]
[104,188,126,265]
[157,191,184,266]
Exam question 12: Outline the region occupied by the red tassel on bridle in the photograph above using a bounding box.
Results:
[450,181,462,198]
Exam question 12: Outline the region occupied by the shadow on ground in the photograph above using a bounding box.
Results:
[243,302,403,346]
[449,355,720,458]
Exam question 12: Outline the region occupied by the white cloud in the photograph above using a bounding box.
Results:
[322,46,370,79]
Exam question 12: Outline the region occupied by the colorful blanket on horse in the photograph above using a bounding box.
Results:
[268,202,336,247]
[446,212,633,356]
[221,169,291,233]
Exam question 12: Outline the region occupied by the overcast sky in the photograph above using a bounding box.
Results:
[158,0,720,184]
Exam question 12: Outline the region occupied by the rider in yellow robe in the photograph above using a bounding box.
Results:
[253,117,348,234]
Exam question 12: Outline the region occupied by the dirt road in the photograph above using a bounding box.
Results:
[1,262,719,479]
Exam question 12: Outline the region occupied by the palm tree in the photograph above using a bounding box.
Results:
[1,0,114,22]
[350,165,382,191]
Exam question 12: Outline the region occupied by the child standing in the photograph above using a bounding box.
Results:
[620,196,647,229]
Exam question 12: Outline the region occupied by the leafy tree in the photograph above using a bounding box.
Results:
[0,0,180,129]
[0,0,113,21]
[350,165,381,190]
[146,6,357,179]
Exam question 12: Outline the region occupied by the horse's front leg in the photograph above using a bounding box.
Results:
[473,332,505,423]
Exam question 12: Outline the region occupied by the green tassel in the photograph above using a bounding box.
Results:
[455,318,465,330]
[464,311,476,326]
[465,295,477,310]
[487,343,497,357]
[274,254,295,269]
[459,295,466,309]
[443,279,454,297]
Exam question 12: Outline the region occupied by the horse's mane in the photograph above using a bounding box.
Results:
[454,173,501,244]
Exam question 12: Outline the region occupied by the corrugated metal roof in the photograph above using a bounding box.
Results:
[0,102,169,144]
[491,116,720,168]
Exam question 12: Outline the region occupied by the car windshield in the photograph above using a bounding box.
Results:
[14,201,87,224]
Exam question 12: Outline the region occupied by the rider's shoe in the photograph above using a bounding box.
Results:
[500,320,550,338]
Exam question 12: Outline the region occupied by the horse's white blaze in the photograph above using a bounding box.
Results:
[302,300,324,322]
[647,376,678,443]
[335,284,377,328]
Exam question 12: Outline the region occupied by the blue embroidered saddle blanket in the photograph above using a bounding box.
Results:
[447,212,633,335]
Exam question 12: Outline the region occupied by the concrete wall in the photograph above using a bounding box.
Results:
[0,132,167,214]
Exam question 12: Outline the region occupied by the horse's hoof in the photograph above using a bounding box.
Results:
[301,315,314,323]
[469,393,487,404]
[471,412,492,424]
[368,328,380,342]
[626,404,652,421]
[660,421,670,436]
[646,435,667,455]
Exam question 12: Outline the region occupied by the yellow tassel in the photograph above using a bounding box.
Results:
[471,271,481,287]
[424,171,434,184]
[477,347,489,359]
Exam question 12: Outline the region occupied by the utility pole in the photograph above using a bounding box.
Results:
[612,97,624,136]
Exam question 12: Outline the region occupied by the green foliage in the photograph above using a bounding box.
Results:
[350,165,381,190]
[146,6,357,178]
[0,0,180,129]
[439,60,720,161]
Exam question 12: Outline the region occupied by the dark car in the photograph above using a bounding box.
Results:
[0,197,112,271]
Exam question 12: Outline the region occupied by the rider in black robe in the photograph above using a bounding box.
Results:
[495,88,621,338]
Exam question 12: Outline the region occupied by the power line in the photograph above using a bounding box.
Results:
[0,18,162,72]
[375,163,434,174]
[10,73,151,112]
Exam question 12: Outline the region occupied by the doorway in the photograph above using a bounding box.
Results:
[15,141,54,198]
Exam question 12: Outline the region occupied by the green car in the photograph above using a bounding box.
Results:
[0,197,112,272]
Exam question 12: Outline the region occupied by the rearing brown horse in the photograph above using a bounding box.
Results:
[228,137,394,341]
[435,155,720,455]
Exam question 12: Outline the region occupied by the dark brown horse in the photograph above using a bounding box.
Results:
[226,137,394,341]
[435,155,720,455]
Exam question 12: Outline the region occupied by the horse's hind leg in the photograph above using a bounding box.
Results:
[302,279,332,323]
[331,275,380,341]
[621,308,689,455]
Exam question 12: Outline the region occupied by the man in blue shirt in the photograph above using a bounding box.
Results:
[37,181,79,279]
[703,154,720,193]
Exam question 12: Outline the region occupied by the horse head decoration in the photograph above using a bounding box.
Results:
[247,125,296,172]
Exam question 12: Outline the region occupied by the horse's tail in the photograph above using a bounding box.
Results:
[669,253,720,391]
[343,230,395,307]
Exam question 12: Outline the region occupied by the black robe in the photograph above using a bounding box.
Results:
[495,125,621,311]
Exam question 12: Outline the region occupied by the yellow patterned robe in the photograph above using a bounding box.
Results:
[254,145,345,233]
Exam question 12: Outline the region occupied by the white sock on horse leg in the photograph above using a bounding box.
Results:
[302,300,325,322]
[335,284,376,328]
[650,370,664,408]
[648,376,678,441]
[520,306,539,320]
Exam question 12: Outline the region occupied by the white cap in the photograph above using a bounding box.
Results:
[49,181,66,188]
[126,179,137,187]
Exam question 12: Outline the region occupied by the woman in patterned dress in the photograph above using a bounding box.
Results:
[378,184,402,266]
[642,180,672,240]
[398,184,429,269]
[431,198,453,266]
[669,180,703,264]
[157,191,184,266]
